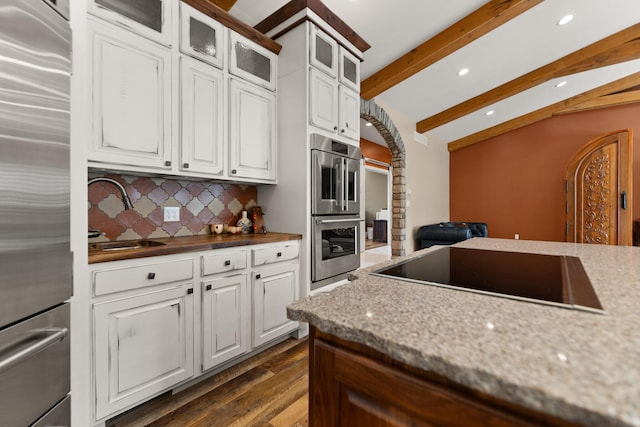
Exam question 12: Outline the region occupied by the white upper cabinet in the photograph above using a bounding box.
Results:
[88,0,172,46]
[229,79,276,182]
[339,85,360,141]
[309,68,338,133]
[89,18,172,170]
[180,56,225,176]
[180,2,225,69]
[229,31,277,91]
[310,24,338,78]
[339,46,360,91]
[308,24,361,142]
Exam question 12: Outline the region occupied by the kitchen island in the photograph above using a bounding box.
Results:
[288,238,640,426]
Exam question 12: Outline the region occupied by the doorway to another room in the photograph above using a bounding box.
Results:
[360,119,392,268]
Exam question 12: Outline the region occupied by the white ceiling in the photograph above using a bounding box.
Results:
[230,0,640,145]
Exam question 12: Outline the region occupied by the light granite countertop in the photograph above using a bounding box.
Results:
[288,238,640,426]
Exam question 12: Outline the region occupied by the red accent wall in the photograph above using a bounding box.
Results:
[450,104,640,241]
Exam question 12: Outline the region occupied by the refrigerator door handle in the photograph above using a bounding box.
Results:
[0,327,68,375]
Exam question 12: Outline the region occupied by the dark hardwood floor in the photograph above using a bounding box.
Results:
[107,338,309,427]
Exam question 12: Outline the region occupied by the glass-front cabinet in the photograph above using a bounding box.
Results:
[229,31,277,91]
[339,46,360,91]
[89,0,172,46]
[180,2,225,69]
[310,24,338,77]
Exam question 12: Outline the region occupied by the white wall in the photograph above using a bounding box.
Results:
[375,100,450,253]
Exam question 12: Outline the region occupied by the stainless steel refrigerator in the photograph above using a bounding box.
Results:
[0,0,72,425]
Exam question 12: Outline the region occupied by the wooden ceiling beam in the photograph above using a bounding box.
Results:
[554,39,640,77]
[359,0,543,100]
[417,23,640,134]
[447,71,640,152]
[555,89,640,115]
[206,0,237,12]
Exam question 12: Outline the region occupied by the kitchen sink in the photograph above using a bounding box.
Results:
[89,240,166,251]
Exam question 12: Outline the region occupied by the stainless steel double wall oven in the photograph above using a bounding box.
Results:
[0,1,72,425]
[311,134,361,289]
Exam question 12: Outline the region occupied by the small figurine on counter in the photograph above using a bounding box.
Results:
[236,210,252,234]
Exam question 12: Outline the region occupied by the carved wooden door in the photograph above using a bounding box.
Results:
[565,129,633,245]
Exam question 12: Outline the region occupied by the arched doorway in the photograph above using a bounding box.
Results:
[565,129,633,245]
[361,99,406,256]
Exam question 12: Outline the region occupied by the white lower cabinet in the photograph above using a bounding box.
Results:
[201,274,249,371]
[93,285,194,420]
[253,263,299,347]
[90,240,299,422]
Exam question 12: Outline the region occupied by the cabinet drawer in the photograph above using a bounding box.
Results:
[93,258,193,296]
[252,244,299,267]
[201,250,247,276]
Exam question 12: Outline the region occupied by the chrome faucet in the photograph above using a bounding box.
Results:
[88,178,134,239]
[88,177,133,210]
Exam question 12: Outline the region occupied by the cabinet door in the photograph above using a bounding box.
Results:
[94,285,194,420]
[180,57,225,176]
[339,46,360,91]
[202,275,249,371]
[339,85,360,141]
[309,68,338,133]
[229,79,276,182]
[229,31,277,91]
[253,263,298,347]
[89,0,172,46]
[89,19,172,170]
[180,2,225,69]
[310,24,337,77]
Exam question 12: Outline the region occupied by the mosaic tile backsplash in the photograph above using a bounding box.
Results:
[88,173,257,241]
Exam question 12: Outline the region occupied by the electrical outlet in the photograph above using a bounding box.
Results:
[514,233,520,240]
[164,207,180,222]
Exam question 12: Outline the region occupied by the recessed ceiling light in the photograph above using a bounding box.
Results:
[555,81,567,88]
[365,122,372,127]
[557,14,574,26]
[457,68,469,76]
[485,110,495,116]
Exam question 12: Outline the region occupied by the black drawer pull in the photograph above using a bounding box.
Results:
[256,274,261,280]
[147,272,156,280]
[224,260,231,266]
[187,288,194,295]
[165,160,172,167]
[277,252,282,257]
[206,284,212,291]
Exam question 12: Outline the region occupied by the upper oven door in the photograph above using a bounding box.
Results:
[312,150,341,215]
[341,156,360,215]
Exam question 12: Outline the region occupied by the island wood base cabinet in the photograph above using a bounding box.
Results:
[309,327,582,427]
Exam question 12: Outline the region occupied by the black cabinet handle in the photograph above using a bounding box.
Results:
[231,169,237,174]
[147,272,156,280]
[621,191,628,210]
[206,284,212,291]
[183,163,189,169]
[165,160,171,167]
[224,260,231,266]
[277,252,282,257]
[333,126,338,131]
[187,288,194,295]
[256,274,261,279]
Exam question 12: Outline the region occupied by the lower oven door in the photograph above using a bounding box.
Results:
[0,303,70,427]
[312,216,360,287]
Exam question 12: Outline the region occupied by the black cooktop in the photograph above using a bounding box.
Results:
[372,247,603,313]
